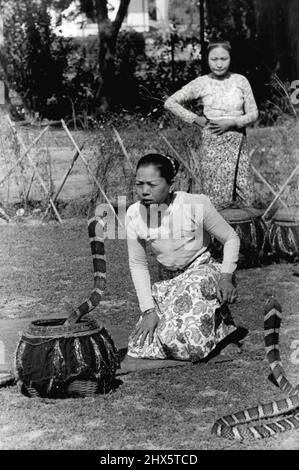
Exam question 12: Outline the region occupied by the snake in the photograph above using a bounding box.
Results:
[212,297,299,439]
[65,199,107,325]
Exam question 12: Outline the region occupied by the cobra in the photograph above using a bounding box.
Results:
[212,297,299,439]
[66,198,107,325]
[13,198,120,398]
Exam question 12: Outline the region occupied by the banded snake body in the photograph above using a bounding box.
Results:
[66,200,107,325]
[212,297,299,439]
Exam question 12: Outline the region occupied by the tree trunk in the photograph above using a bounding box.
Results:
[253,0,299,80]
[284,0,299,78]
[95,19,118,113]
[0,8,11,107]
[94,0,131,113]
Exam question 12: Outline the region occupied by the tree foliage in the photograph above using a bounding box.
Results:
[0,0,296,123]
[54,0,132,111]
[0,0,72,116]
[0,0,134,116]
[253,0,299,80]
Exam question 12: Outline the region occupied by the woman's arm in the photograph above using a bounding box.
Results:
[208,76,258,134]
[201,196,240,274]
[200,196,240,303]
[164,77,206,126]
[126,231,156,313]
[126,213,160,345]
[234,76,259,128]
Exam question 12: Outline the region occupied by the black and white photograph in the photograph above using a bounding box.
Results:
[0,0,298,454]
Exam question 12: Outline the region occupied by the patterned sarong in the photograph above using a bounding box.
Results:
[127,252,236,362]
[200,129,255,210]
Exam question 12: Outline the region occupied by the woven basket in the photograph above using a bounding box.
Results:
[25,316,101,337]
[20,383,41,398]
[210,206,269,268]
[67,380,99,397]
[20,379,101,399]
[271,207,299,225]
[15,316,120,398]
[220,206,264,223]
[269,206,299,261]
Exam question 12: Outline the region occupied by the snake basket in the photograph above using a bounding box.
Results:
[269,206,299,262]
[14,316,120,398]
[210,206,269,268]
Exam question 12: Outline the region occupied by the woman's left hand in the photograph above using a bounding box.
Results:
[216,273,237,304]
[208,119,236,135]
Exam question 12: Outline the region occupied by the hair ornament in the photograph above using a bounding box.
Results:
[161,154,177,176]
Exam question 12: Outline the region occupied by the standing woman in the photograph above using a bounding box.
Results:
[126,153,241,362]
[164,39,258,210]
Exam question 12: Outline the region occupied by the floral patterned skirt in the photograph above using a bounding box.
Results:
[200,129,255,210]
[127,252,236,362]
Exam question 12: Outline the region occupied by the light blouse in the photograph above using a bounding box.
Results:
[126,191,240,312]
[164,73,258,128]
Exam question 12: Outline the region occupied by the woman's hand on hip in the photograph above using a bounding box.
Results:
[216,273,237,304]
[194,116,208,129]
[133,308,160,347]
[208,119,236,135]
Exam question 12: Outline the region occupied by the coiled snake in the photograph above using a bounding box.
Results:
[212,297,299,439]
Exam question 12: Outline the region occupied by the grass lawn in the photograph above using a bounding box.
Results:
[0,219,298,450]
[0,118,298,450]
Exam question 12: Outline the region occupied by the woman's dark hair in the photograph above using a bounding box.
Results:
[207,39,232,56]
[136,153,179,184]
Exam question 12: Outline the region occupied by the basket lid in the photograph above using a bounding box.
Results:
[220,207,263,223]
[273,206,299,223]
[23,317,102,338]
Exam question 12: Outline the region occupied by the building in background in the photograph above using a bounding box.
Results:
[125,0,149,32]
[124,0,170,32]
[155,0,169,29]
[54,0,170,37]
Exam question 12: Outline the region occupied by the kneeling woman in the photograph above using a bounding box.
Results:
[126,153,240,362]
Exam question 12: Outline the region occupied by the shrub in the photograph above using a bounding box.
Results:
[258,74,298,127]
[2,1,71,119]
[135,33,202,116]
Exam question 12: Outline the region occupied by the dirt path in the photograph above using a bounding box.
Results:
[0,219,298,450]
